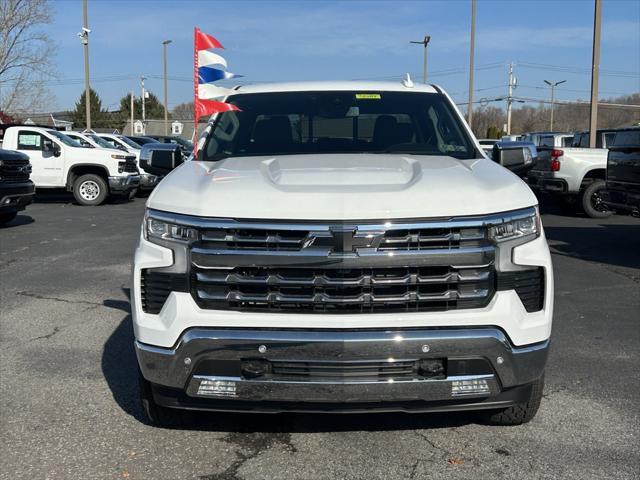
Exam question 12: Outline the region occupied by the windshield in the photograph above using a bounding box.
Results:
[49,130,83,147]
[203,91,475,160]
[117,135,142,149]
[88,134,117,149]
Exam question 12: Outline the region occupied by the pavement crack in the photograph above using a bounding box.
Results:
[30,326,61,341]
[16,291,103,309]
[414,432,451,457]
[199,431,297,479]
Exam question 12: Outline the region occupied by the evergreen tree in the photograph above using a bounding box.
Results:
[71,88,109,129]
[119,91,167,120]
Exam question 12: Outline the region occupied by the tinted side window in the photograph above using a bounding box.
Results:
[17,131,44,150]
[612,130,640,147]
[539,136,554,148]
[603,132,616,148]
[578,134,590,148]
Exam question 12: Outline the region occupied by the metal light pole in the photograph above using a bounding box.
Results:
[130,91,134,135]
[140,76,146,123]
[410,35,431,83]
[80,0,91,130]
[506,62,515,135]
[467,0,476,127]
[162,40,172,136]
[544,79,566,131]
[589,0,602,148]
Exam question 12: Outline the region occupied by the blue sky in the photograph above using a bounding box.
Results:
[47,0,640,112]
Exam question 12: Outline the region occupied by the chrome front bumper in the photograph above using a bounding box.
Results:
[136,328,548,408]
[108,174,140,192]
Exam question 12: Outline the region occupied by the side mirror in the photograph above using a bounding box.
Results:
[491,141,537,178]
[53,144,61,157]
[139,143,184,175]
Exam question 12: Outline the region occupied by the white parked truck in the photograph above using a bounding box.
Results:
[2,126,140,205]
[526,129,633,218]
[133,81,553,427]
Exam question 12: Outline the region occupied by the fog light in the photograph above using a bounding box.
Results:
[197,378,237,397]
[451,378,490,396]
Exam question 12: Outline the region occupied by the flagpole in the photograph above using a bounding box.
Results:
[193,28,200,156]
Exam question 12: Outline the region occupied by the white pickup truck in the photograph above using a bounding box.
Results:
[1,126,140,205]
[95,133,160,191]
[526,129,623,218]
[133,81,553,427]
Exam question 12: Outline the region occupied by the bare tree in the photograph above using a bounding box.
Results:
[171,102,194,120]
[471,93,639,136]
[0,0,55,114]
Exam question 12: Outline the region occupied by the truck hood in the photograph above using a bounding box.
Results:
[147,153,537,219]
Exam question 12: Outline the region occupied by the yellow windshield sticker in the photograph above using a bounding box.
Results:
[355,93,381,100]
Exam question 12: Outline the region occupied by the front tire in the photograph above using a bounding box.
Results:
[73,174,108,206]
[581,180,613,218]
[478,375,545,426]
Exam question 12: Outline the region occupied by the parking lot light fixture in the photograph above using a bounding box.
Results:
[544,79,566,131]
[410,35,431,84]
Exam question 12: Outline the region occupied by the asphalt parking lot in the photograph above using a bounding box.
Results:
[1,194,639,480]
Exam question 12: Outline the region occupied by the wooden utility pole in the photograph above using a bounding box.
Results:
[467,0,476,128]
[589,0,602,148]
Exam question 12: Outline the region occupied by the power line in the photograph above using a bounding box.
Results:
[516,84,634,96]
[517,61,639,78]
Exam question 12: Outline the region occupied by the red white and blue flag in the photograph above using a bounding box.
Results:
[193,27,241,126]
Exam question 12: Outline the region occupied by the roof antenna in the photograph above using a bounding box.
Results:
[402,73,414,88]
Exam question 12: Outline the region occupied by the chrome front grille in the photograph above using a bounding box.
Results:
[187,216,496,313]
[139,209,508,314]
[191,265,494,313]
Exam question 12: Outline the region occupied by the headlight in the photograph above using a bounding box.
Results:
[488,207,540,243]
[144,213,198,243]
[111,154,128,159]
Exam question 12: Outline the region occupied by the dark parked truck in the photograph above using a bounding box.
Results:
[133,81,553,428]
[0,149,35,225]
[605,129,640,216]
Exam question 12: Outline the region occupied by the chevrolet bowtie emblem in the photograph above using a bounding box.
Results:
[329,226,382,254]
